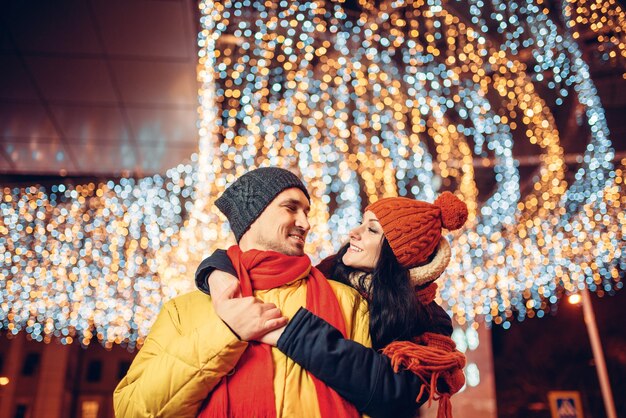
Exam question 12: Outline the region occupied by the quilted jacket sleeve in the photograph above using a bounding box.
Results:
[195,249,235,295]
[277,306,452,418]
[113,296,248,418]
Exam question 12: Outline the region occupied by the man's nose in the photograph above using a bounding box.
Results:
[296,211,310,232]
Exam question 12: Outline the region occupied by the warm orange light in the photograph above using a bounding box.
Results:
[0,377,9,386]
[568,294,582,305]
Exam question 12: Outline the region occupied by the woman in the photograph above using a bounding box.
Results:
[196,191,468,418]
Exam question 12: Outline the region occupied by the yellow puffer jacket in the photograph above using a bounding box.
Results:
[114,280,370,418]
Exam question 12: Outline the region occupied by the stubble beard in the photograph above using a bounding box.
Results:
[257,236,304,256]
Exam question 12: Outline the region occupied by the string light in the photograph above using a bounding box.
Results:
[564,0,626,78]
[1,0,625,348]
[1,171,196,349]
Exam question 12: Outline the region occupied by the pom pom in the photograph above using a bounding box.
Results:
[434,192,468,231]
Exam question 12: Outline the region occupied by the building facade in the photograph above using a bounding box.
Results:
[0,333,135,418]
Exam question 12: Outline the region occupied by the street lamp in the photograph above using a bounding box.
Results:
[569,288,617,418]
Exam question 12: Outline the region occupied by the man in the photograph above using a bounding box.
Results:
[114,167,370,418]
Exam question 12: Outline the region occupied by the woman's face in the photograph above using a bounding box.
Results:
[342,210,385,272]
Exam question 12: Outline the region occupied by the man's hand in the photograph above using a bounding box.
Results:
[209,271,288,341]
[208,270,241,298]
[256,324,286,346]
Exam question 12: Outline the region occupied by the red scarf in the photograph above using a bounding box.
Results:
[198,246,360,418]
[382,333,466,418]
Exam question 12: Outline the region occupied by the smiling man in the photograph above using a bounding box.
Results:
[246,187,309,253]
[114,167,370,418]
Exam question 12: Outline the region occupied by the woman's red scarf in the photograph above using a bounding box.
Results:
[198,245,360,418]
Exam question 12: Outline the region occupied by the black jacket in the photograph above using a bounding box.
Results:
[195,250,453,418]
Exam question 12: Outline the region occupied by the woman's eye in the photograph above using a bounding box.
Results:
[368,228,378,234]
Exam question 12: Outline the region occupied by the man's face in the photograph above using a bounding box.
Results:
[241,188,311,256]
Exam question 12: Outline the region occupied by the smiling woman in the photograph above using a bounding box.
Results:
[330,192,468,348]
[267,192,470,418]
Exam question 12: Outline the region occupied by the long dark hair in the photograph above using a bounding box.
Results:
[331,239,433,350]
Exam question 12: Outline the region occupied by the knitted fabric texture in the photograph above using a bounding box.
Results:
[215,167,310,241]
[382,332,466,418]
[366,191,467,268]
[416,282,438,305]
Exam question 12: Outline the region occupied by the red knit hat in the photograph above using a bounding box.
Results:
[365,191,468,268]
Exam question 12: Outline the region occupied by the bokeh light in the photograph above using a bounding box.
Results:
[1,0,625,347]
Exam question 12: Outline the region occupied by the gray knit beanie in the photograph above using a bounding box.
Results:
[215,167,311,241]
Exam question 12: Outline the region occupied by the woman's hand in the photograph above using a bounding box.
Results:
[255,324,287,346]
[208,270,241,298]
